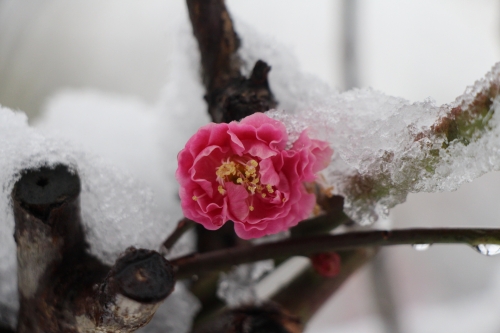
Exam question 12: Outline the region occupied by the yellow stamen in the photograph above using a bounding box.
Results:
[249,205,254,211]
[216,161,237,180]
[192,196,198,201]
[218,185,226,195]
[215,158,274,201]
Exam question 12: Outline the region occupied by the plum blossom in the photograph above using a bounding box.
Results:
[176,113,332,239]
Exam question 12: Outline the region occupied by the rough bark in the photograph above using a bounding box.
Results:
[82,248,175,332]
[12,165,174,332]
[186,1,279,324]
[186,0,277,124]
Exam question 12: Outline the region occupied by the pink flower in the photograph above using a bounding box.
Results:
[175,113,333,239]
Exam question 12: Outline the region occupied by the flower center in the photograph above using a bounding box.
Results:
[214,157,278,210]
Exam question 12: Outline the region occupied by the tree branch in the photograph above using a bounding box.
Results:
[160,218,195,254]
[272,248,377,324]
[186,0,277,123]
[186,0,240,93]
[12,165,174,332]
[172,228,500,278]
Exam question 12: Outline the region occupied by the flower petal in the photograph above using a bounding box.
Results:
[226,182,250,221]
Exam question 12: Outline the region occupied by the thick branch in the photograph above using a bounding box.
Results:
[172,228,500,278]
[90,248,175,332]
[12,165,174,333]
[13,165,91,333]
[186,0,277,123]
[186,0,240,92]
[272,249,376,324]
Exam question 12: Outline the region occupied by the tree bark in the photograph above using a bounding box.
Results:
[12,164,174,332]
[172,227,500,278]
[186,0,277,124]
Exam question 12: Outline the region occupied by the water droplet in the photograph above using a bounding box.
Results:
[412,244,431,251]
[473,244,500,256]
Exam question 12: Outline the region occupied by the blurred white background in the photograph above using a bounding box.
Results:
[1,1,500,332]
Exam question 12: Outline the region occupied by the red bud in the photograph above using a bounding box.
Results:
[310,252,341,278]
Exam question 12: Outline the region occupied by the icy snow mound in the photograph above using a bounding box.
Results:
[234,20,500,224]
[0,106,175,322]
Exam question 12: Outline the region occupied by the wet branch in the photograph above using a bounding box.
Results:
[172,228,500,278]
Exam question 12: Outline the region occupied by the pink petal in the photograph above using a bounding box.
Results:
[258,158,280,186]
[240,113,287,136]
[310,139,333,173]
[191,145,227,196]
[256,123,287,150]
[234,220,270,239]
[228,122,279,159]
[226,182,250,221]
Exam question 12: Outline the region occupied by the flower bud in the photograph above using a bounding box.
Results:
[310,252,341,278]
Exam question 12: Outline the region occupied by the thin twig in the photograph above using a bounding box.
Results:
[161,218,195,254]
[172,228,500,278]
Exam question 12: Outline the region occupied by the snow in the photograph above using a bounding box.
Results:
[0,105,172,321]
[237,20,500,225]
[0,19,207,329]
